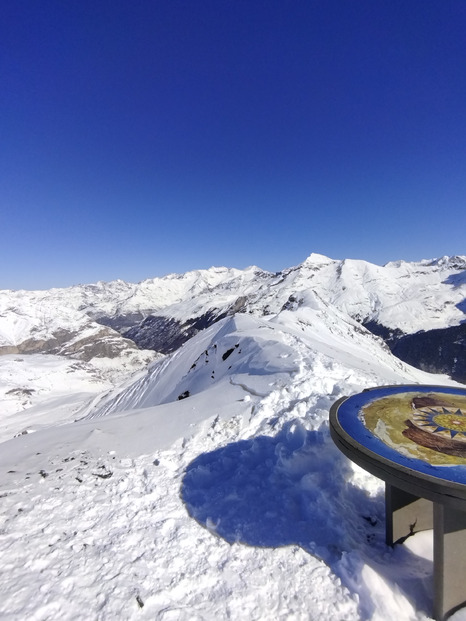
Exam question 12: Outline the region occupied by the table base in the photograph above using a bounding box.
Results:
[386,484,466,620]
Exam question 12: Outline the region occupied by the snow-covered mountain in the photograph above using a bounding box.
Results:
[0,287,158,383]
[0,253,465,620]
[1,253,465,379]
[4,253,464,333]
[82,301,447,421]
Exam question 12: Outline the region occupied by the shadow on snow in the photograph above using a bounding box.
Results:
[181,421,433,620]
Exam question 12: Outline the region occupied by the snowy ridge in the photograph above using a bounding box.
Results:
[84,315,301,418]
[1,253,465,345]
[84,298,440,422]
[0,253,465,620]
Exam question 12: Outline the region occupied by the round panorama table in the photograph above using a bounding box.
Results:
[330,384,466,621]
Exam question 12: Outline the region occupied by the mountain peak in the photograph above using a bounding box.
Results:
[302,253,335,265]
[429,255,466,270]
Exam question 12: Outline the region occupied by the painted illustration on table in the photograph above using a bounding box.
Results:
[362,392,466,466]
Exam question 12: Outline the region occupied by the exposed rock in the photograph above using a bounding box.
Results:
[95,313,146,331]
[123,309,226,354]
[362,320,405,348]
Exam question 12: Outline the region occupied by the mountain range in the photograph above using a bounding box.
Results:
[1,253,465,619]
[1,253,465,384]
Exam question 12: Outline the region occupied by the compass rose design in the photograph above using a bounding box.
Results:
[412,407,466,442]
[361,391,466,462]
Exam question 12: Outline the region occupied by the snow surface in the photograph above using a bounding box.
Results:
[0,303,463,620]
[0,354,112,443]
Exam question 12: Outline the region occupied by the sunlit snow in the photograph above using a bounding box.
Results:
[0,255,465,620]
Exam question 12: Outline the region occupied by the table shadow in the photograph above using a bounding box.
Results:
[181,420,433,620]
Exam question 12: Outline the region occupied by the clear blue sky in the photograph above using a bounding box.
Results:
[1,0,465,289]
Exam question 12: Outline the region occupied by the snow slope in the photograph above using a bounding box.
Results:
[0,354,112,442]
[0,301,461,620]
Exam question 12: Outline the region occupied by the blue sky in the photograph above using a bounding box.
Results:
[1,0,465,289]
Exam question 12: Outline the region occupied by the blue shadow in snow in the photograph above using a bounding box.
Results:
[443,271,466,288]
[457,298,466,318]
[443,272,466,322]
[182,423,363,557]
[181,421,433,619]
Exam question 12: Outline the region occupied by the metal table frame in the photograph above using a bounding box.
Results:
[330,385,466,621]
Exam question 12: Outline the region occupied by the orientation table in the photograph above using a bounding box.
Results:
[330,384,466,621]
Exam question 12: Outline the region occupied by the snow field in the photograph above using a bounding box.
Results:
[0,355,112,442]
[0,312,461,620]
[0,429,358,620]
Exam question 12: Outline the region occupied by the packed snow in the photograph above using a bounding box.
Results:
[0,300,464,620]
